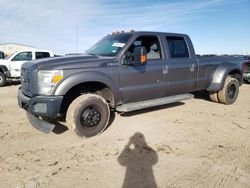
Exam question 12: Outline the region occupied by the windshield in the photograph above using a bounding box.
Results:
[86,34,132,57]
[4,53,16,60]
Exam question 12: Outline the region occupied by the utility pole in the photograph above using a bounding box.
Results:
[76,24,78,53]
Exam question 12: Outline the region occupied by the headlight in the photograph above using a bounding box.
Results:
[38,70,63,95]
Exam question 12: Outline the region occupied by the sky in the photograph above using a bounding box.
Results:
[0,0,249,55]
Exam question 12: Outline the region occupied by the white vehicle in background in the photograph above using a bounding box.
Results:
[0,50,54,86]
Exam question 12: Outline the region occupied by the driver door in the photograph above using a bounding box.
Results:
[119,35,166,103]
[10,51,33,77]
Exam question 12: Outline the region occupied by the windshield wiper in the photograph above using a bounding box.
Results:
[86,52,101,57]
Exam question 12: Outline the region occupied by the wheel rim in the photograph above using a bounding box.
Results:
[227,84,236,100]
[80,106,101,128]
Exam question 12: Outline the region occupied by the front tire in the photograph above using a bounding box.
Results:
[66,94,110,138]
[0,72,6,87]
[218,76,239,105]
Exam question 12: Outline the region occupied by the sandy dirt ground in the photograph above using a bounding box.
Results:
[0,84,250,188]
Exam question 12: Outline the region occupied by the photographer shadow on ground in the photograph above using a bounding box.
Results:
[118,132,158,188]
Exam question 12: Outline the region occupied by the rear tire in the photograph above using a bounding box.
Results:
[209,92,219,103]
[218,76,239,105]
[66,94,110,138]
[0,72,6,87]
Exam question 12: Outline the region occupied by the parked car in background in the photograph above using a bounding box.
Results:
[0,49,54,86]
[243,56,250,83]
[0,51,5,59]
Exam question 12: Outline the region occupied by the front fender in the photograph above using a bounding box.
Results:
[0,65,10,77]
[53,71,122,105]
[207,62,242,91]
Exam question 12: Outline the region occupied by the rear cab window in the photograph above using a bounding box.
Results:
[35,52,50,59]
[166,36,189,58]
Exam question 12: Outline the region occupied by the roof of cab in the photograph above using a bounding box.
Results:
[107,30,188,38]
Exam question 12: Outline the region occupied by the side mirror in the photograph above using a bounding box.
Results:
[132,46,147,65]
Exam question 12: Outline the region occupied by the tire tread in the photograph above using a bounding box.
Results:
[66,94,110,138]
[218,76,239,105]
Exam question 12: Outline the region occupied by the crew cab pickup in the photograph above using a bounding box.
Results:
[0,50,54,86]
[17,31,243,138]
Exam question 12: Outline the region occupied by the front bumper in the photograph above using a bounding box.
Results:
[17,87,63,118]
[17,87,63,133]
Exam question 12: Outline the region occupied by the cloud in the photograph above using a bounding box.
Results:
[0,0,247,54]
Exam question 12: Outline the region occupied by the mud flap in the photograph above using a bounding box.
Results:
[26,112,55,134]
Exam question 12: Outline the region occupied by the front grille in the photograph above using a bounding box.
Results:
[21,67,32,97]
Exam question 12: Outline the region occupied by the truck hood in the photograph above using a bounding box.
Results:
[0,59,8,64]
[23,54,116,70]
[0,59,9,68]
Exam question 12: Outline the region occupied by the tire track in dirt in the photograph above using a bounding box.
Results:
[167,134,249,188]
[212,136,248,188]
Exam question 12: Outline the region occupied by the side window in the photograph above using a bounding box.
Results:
[166,37,189,58]
[12,52,32,61]
[0,52,4,59]
[128,36,162,60]
[35,52,50,59]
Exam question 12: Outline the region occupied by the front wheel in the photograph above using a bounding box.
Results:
[218,76,239,105]
[66,94,110,138]
[0,72,6,87]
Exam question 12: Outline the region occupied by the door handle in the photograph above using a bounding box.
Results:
[163,65,168,74]
[190,64,195,72]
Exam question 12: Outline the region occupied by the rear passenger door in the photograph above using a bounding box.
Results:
[165,36,197,95]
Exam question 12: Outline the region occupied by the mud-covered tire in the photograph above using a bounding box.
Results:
[0,72,6,87]
[66,94,110,138]
[218,76,239,105]
[209,92,219,103]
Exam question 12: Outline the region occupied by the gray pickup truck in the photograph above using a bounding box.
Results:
[17,31,243,137]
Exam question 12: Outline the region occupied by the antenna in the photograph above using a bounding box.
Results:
[76,24,78,53]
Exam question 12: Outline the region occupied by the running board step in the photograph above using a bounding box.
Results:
[116,93,194,112]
